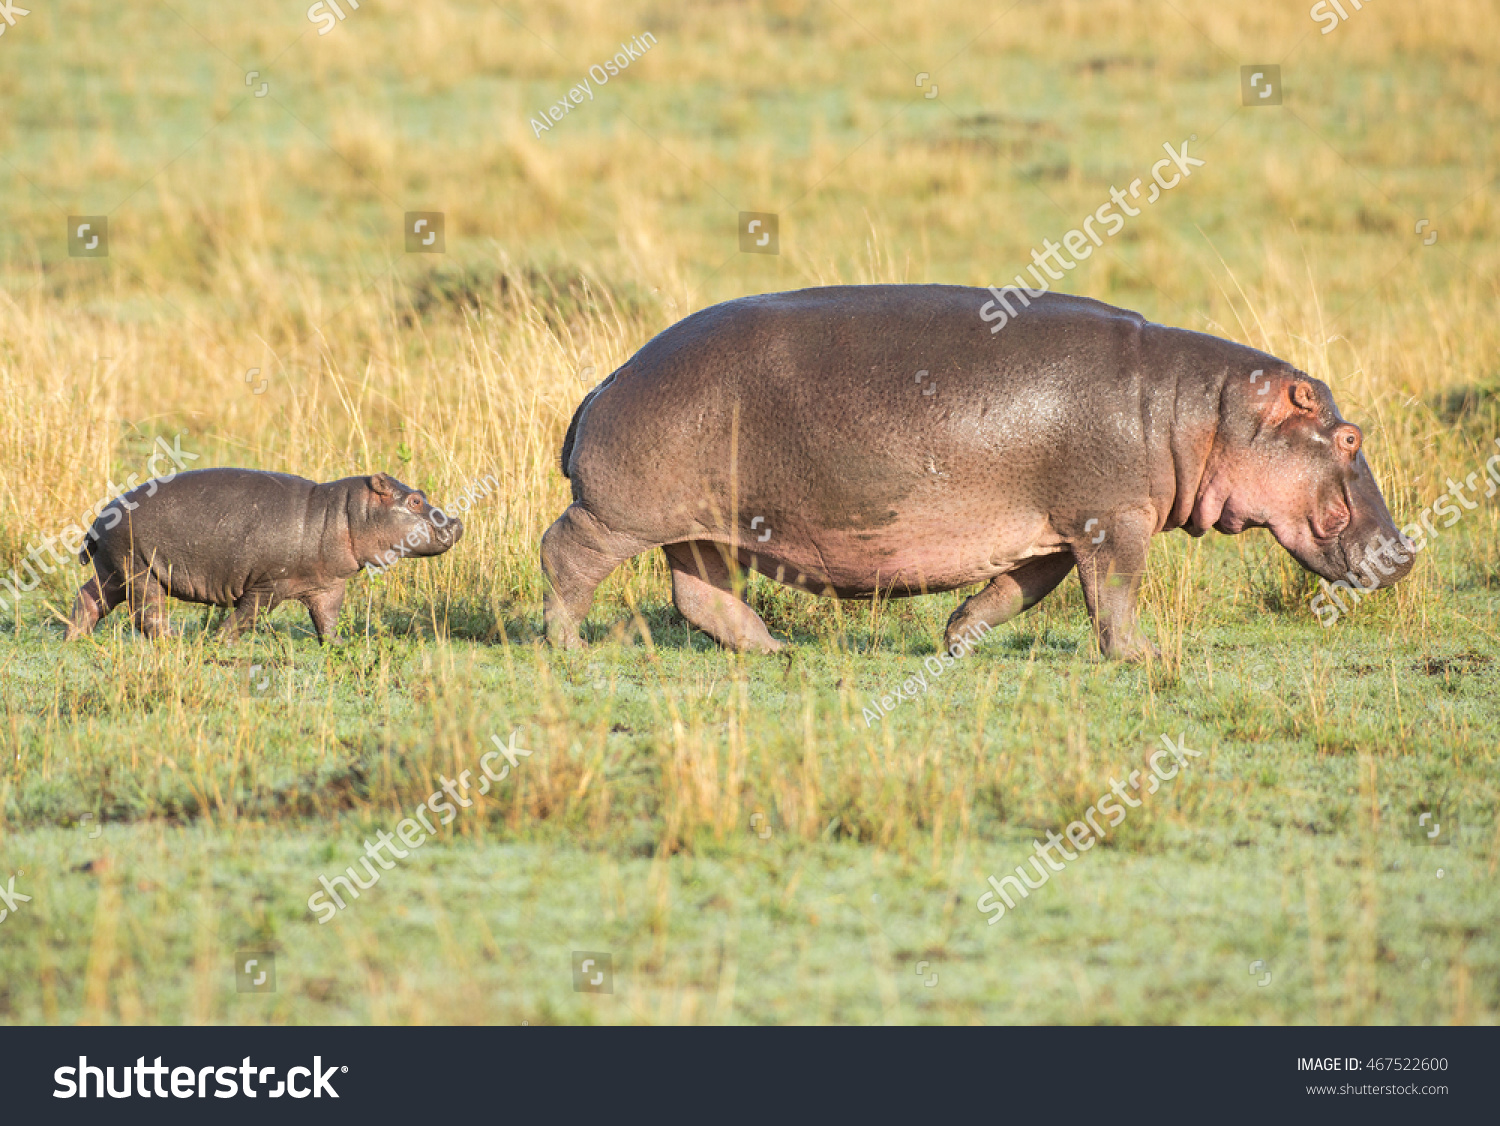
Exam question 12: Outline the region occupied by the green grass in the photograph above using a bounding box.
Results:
[1,549,1497,1023]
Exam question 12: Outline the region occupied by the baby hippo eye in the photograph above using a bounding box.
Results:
[406,495,423,512]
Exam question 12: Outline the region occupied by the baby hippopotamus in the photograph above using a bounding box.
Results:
[65,469,463,642]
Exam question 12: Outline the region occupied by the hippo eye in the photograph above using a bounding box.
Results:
[1333,425,1362,456]
[406,495,423,512]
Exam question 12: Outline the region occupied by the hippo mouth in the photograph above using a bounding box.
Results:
[422,517,464,554]
[1273,515,1414,590]
[389,516,464,560]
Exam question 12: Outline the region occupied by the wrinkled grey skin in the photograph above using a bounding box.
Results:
[543,285,1412,659]
[66,469,462,642]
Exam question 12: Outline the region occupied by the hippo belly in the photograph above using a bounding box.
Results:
[729,507,1064,596]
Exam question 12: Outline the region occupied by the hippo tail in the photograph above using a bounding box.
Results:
[75,503,117,565]
[77,522,102,564]
[559,371,615,479]
[559,398,585,479]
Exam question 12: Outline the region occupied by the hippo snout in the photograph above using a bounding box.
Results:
[401,508,462,557]
[430,510,464,550]
[1339,526,1415,589]
[1329,456,1416,590]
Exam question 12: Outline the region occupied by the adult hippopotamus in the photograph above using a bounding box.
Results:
[66,469,462,642]
[543,285,1412,659]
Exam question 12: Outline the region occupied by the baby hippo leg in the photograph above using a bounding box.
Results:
[128,576,173,640]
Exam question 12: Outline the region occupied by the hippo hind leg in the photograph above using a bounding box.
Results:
[665,541,782,654]
[65,573,125,640]
[541,503,653,649]
[943,552,1075,654]
[219,590,281,641]
[127,574,172,640]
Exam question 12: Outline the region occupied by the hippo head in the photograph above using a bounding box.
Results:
[354,472,464,566]
[1195,369,1414,590]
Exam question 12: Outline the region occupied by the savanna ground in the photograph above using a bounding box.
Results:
[0,0,1497,1025]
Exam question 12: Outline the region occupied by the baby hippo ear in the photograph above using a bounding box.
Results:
[368,472,396,497]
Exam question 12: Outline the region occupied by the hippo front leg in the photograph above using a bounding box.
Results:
[302,585,346,644]
[1072,507,1159,661]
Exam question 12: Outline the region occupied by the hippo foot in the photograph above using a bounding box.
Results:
[737,634,784,655]
[542,601,587,650]
[546,626,587,651]
[941,631,970,656]
[1096,635,1160,663]
[942,620,995,657]
[683,626,783,654]
[699,625,784,655]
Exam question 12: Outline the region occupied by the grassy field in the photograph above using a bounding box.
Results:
[1,0,1497,1024]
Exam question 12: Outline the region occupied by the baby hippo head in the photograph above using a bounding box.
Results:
[353,472,464,567]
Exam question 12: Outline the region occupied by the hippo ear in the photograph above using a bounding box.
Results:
[1289,381,1320,414]
[369,473,396,497]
